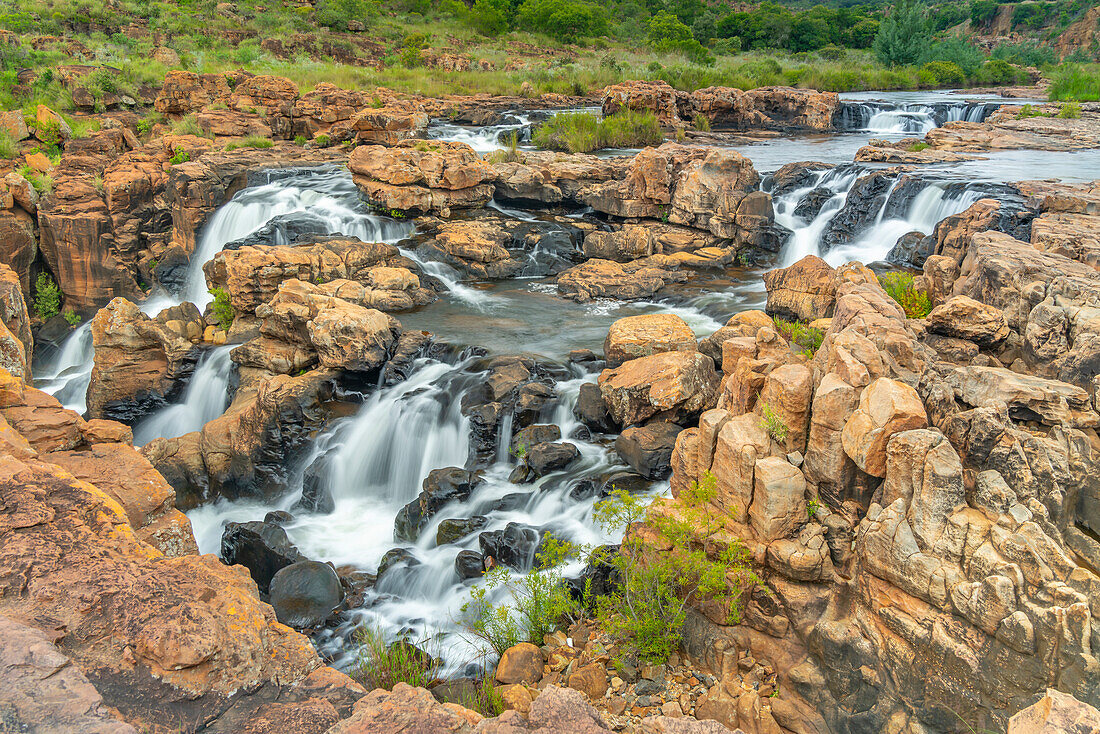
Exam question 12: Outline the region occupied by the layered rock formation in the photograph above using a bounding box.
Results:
[349,140,495,215]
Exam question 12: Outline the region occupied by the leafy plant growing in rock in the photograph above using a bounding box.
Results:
[19,167,52,196]
[592,474,758,663]
[806,498,820,520]
[209,287,235,330]
[692,113,710,132]
[771,317,824,357]
[759,402,789,444]
[908,141,930,152]
[351,626,440,690]
[171,114,213,139]
[1058,102,1082,119]
[461,535,580,656]
[1015,103,1048,120]
[62,309,81,327]
[878,272,932,318]
[33,272,61,320]
[169,147,191,165]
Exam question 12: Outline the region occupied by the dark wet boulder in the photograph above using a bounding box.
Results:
[484,492,532,513]
[599,470,651,497]
[384,330,433,386]
[887,230,934,268]
[569,425,592,442]
[269,560,344,629]
[565,544,620,601]
[265,510,294,525]
[573,383,617,434]
[512,424,561,452]
[568,478,600,501]
[614,422,682,480]
[455,549,486,580]
[568,349,602,370]
[436,516,489,545]
[479,522,545,571]
[820,170,896,254]
[377,548,420,585]
[394,499,425,543]
[793,186,836,221]
[221,520,304,593]
[526,442,580,476]
[294,454,335,514]
[515,382,555,427]
[396,467,482,541]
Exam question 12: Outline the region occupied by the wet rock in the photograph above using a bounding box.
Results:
[511,424,561,452]
[886,230,933,268]
[600,471,651,496]
[294,455,335,514]
[221,520,304,593]
[479,522,544,571]
[395,467,481,542]
[598,351,720,426]
[495,643,544,685]
[269,561,344,629]
[437,516,489,545]
[574,382,617,433]
[615,422,682,480]
[526,441,580,476]
[557,256,688,303]
[455,549,486,580]
[377,548,419,579]
[329,107,429,146]
[349,140,494,215]
[604,314,698,369]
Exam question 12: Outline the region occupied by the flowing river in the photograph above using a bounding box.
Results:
[30,89,1093,675]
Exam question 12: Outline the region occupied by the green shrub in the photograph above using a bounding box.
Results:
[224,135,275,151]
[1016,103,1047,119]
[771,317,824,357]
[314,134,332,148]
[293,134,308,146]
[461,536,580,656]
[878,272,932,318]
[921,61,965,87]
[33,272,61,320]
[692,113,710,131]
[169,147,191,165]
[759,402,789,444]
[316,0,380,31]
[532,110,662,153]
[19,167,53,196]
[1058,102,1082,119]
[515,0,610,44]
[209,287,234,330]
[62,309,81,326]
[711,37,741,56]
[647,10,714,66]
[909,141,930,152]
[923,37,984,76]
[171,115,212,139]
[454,678,505,717]
[977,58,1020,85]
[807,498,821,520]
[350,627,439,690]
[593,474,758,663]
[969,0,1000,28]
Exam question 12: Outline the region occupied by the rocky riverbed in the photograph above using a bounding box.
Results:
[1,74,1100,733]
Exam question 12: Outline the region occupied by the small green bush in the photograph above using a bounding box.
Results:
[19,167,53,196]
[771,317,824,357]
[807,498,821,520]
[533,111,662,154]
[350,627,438,690]
[759,402,789,444]
[921,60,965,87]
[593,474,758,663]
[1016,103,1047,119]
[1058,102,1082,119]
[314,134,332,148]
[209,287,235,330]
[171,115,212,139]
[169,147,191,165]
[62,309,81,327]
[692,113,710,132]
[33,272,61,320]
[879,272,932,318]
[909,141,930,152]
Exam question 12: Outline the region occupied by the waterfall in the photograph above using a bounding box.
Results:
[131,345,235,446]
[34,322,94,414]
[427,113,531,153]
[776,169,989,267]
[835,101,997,134]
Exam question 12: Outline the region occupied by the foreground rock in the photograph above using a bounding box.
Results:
[349,140,495,215]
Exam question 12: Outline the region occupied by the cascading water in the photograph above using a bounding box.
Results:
[131,345,235,446]
[774,167,990,267]
[428,113,532,153]
[835,100,997,135]
[33,322,94,414]
[187,354,649,674]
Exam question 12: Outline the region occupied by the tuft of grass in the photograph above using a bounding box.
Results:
[1048,64,1100,103]
[0,131,16,159]
[878,272,932,318]
[224,135,275,151]
[772,317,824,358]
[692,112,710,132]
[350,626,439,691]
[532,110,662,153]
[172,115,213,139]
[1016,103,1049,120]
[19,166,53,196]
[484,130,523,164]
[908,141,930,152]
[453,677,506,717]
[759,402,789,444]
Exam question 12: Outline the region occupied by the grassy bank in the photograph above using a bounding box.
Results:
[1049,64,1100,101]
[532,110,662,152]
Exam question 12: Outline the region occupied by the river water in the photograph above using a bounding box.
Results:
[30,90,1071,673]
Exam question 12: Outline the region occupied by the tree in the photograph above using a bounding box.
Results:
[873,0,929,67]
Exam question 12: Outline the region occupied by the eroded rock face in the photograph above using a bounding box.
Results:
[763,255,836,323]
[349,140,495,215]
[557,256,688,303]
[87,298,204,421]
[598,351,720,426]
[604,314,698,369]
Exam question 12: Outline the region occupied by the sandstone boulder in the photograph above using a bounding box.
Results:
[749,456,806,541]
[763,255,836,322]
[925,295,1010,348]
[604,313,697,369]
[598,351,719,426]
[944,365,1099,428]
[495,642,544,685]
[840,377,928,477]
[349,140,494,215]
[557,256,687,303]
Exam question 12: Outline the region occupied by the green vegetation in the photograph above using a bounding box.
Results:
[461,536,579,656]
[879,271,933,318]
[209,287,235,330]
[171,115,213,139]
[168,147,191,165]
[62,309,82,327]
[33,272,61,320]
[19,167,52,196]
[873,0,929,67]
[759,402,789,444]
[1049,64,1100,101]
[1058,101,1082,118]
[806,498,821,520]
[771,317,824,357]
[484,130,522,163]
[350,626,439,690]
[692,112,710,131]
[593,474,758,663]
[1016,102,1048,118]
[908,141,930,152]
[224,135,275,150]
[0,130,15,159]
[532,110,662,153]
[454,678,506,717]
